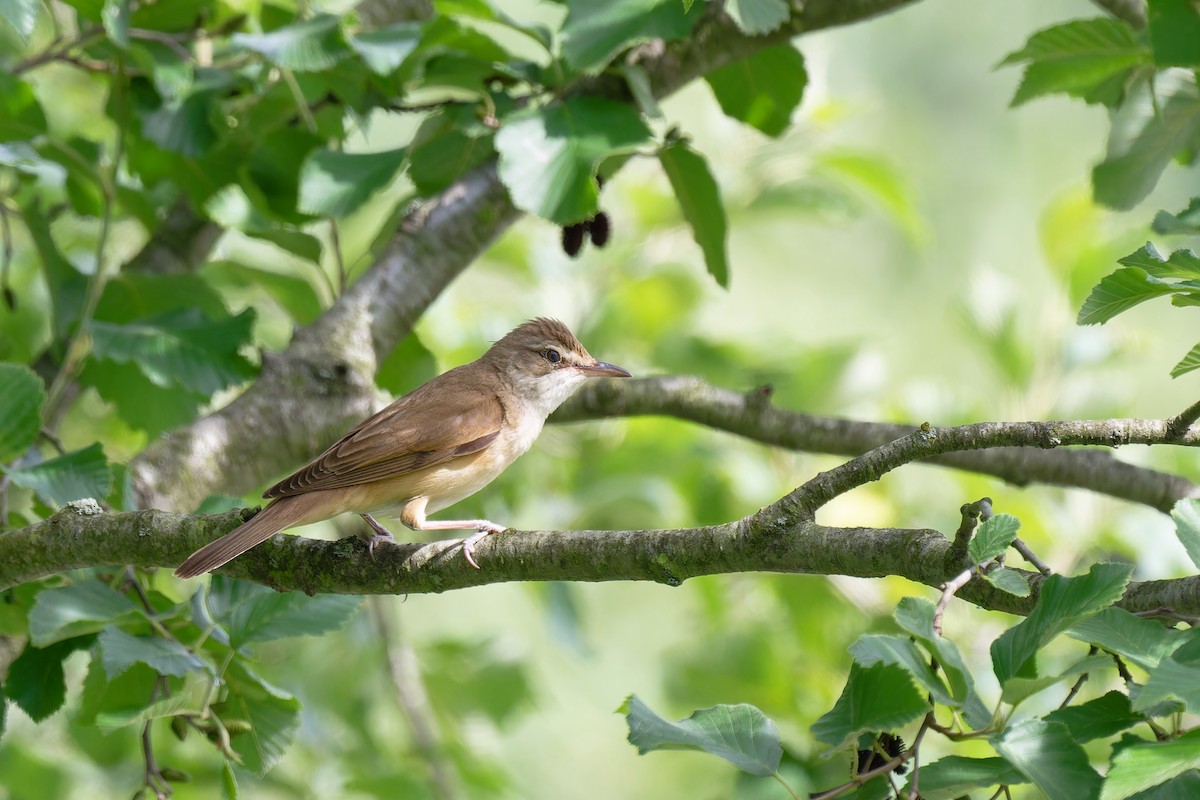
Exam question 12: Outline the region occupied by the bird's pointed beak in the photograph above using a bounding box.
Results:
[579,360,632,378]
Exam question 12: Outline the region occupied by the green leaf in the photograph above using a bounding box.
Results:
[101,0,129,47]
[232,14,350,71]
[0,141,67,185]
[1045,691,1142,743]
[1118,242,1200,279]
[6,442,112,507]
[811,662,929,749]
[204,185,324,264]
[28,579,141,646]
[1093,74,1200,210]
[1133,631,1200,713]
[0,363,45,462]
[222,761,239,800]
[893,597,992,730]
[918,756,1027,800]
[849,634,954,706]
[203,261,323,325]
[993,718,1102,800]
[203,577,361,649]
[1153,198,1200,234]
[1148,0,1200,67]
[220,661,301,776]
[297,147,407,218]
[561,0,696,73]
[705,44,806,137]
[6,637,92,722]
[1000,19,1149,107]
[983,566,1032,597]
[620,694,782,776]
[1077,268,1175,324]
[95,677,208,731]
[1171,343,1200,378]
[0,0,39,41]
[659,140,730,287]
[409,107,496,196]
[1000,653,1113,707]
[1068,606,1182,671]
[347,22,422,75]
[90,309,257,396]
[0,72,47,141]
[1101,729,1200,800]
[78,658,156,725]
[991,562,1133,685]
[98,627,207,679]
[1171,499,1200,570]
[496,96,653,224]
[725,0,788,35]
[969,513,1021,564]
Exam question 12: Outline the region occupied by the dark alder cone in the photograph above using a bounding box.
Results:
[587,211,611,247]
[854,733,908,776]
[562,222,586,257]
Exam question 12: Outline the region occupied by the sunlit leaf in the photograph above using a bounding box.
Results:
[6,443,112,508]
[1068,606,1182,671]
[232,14,350,71]
[496,96,653,224]
[918,756,1027,800]
[620,694,782,776]
[1077,267,1175,324]
[98,627,208,679]
[811,662,929,750]
[849,634,954,705]
[659,140,729,287]
[101,0,129,47]
[993,718,1102,800]
[1101,729,1200,800]
[1171,498,1200,570]
[90,309,257,396]
[1118,242,1200,279]
[1133,631,1200,713]
[1000,654,1112,707]
[297,147,407,218]
[1000,18,1148,107]
[984,567,1032,597]
[347,22,422,75]
[991,562,1133,685]
[28,579,141,646]
[94,679,208,731]
[1170,343,1200,378]
[560,0,695,73]
[0,363,44,462]
[725,0,788,35]
[969,513,1020,564]
[204,577,361,649]
[0,0,39,41]
[705,44,806,137]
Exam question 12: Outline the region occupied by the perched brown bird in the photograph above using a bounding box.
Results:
[175,318,631,577]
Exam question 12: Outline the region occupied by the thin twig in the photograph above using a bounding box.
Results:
[1011,538,1052,576]
[1167,398,1200,439]
[934,568,974,636]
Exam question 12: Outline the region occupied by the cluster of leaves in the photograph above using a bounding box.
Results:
[624,506,1200,799]
[999,3,1200,376]
[2,572,359,798]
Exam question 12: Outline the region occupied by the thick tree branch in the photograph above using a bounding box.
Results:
[127,0,921,514]
[5,504,1196,617]
[556,376,1200,512]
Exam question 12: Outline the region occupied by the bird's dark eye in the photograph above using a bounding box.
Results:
[544,348,561,364]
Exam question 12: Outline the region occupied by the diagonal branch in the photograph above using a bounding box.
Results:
[556,376,1200,512]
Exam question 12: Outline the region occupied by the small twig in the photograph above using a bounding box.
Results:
[813,716,932,800]
[38,428,67,456]
[1132,608,1198,625]
[934,568,974,636]
[128,29,196,62]
[1058,647,1096,709]
[949,497,992,565]
[330,219,347,294]
[1011,538,1052,576]
[1167,398,1200,440]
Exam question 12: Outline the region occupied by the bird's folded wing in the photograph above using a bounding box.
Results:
[263,381,505,498]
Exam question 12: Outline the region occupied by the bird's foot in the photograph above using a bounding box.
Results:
[361,514,397,558]
[459,522,506,569]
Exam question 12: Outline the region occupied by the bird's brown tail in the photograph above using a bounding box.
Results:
[175,495,322,578]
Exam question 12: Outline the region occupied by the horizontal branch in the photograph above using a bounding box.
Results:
[556,377,1200,512]
[4,504,1197,617]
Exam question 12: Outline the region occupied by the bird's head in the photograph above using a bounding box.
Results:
[485,318,631,416]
